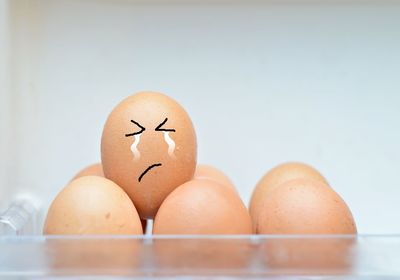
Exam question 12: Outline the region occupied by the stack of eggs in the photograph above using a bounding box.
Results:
[43,92,356,235]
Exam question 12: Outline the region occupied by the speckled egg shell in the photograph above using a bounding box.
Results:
[250,162,328,232]
[153,179,252,235]
[72,163,104,180]
[194,164,237,193]
[43,176,143,235]
[257,178,357,234]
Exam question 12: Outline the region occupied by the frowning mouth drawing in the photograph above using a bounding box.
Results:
[138,163,162,182]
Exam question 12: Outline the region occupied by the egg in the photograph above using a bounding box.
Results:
[153,179,252,234]
[249,162,328,232]
[71,163,147,233]
[101,92,197,219]
[43,176,143,235]
[194,164,237,193]
[257,178,357,234]
[72,163,104,180]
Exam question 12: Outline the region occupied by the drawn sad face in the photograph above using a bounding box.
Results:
[126,117,176,182]
[101,92,197,219]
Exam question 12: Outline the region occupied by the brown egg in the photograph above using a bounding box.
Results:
[72,163,104,180]
[72,163,147,233]
[257,178,357,234]
[101,92,197,219]
[43,176,143,235]
[249,162,328,232]
[153,179,252,234]
[72,163,148,233]
[194,164,237,193]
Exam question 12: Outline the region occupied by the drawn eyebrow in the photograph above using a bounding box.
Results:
[125,120,146,137]
[155,118,176,132]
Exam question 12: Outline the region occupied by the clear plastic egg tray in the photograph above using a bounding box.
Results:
[1,200,400,278]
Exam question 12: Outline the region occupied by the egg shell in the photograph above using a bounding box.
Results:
[101,92,197,219]
[72,163,104,180]
[72,163,148,233]
[257,178,357,234]
[250,162,328,232]
[194,164,237,193]
[153,179,252,235]
[43,176,143,235]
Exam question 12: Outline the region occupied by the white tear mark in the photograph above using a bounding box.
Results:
[130,134,141,160]
[163,131,176,158]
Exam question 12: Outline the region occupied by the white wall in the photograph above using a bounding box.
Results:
[2,0,400,233]
[0,0,10,209]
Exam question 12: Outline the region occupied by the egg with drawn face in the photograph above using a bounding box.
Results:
[101,92,197,219]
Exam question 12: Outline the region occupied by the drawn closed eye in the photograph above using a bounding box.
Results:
[155,118,176,132]
[125,120,146,137]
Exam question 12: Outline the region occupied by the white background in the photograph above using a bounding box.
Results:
[0,0,400,234]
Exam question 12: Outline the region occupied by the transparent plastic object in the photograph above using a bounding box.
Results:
[1,235,400,278]
[0,200,38,235]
